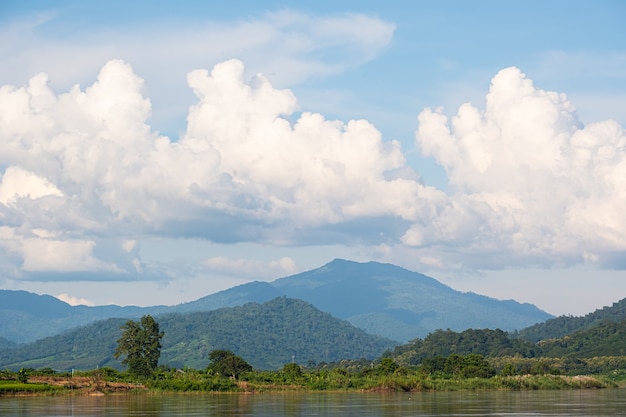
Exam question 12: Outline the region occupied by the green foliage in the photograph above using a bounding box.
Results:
[393,328,536,365]
[114,315,164,378]
[17,368,28,383]
[207,350,252,379]
[0,317,127,371]
[378,357,399,374]
[489,355,626,377]
[0,380,63,394]
[281,363,302,380]
[516,297,626,342]
[537,319,626,357]
[159,297,395,369]
[500,363,517,376]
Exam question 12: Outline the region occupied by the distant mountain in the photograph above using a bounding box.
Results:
[169,281,282,313]
[0,259,554,344]
[269,259,552,342]
[0,290,161,344]
[515,297,626,342]
[0,336,16,350]
[0,298,395,371]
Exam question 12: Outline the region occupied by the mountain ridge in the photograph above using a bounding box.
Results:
[0,297,395,371]
[2,259,553,343]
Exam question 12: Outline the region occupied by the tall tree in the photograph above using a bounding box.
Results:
[114,315,163,378]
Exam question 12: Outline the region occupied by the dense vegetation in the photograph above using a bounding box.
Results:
[159,297,396,369]
[0,298,395,371]
[515,297,626,342]
[2,352,619,396]
[390,320,626,365]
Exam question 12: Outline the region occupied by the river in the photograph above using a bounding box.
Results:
[1,389,625,416]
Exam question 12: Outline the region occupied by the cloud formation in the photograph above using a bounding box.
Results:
[0,59,441,279]
[0,60,624,283]
[413,67,626,269]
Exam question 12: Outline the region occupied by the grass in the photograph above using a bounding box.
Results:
[0,380,63,395]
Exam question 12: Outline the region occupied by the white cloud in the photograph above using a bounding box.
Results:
[0,166,63,205]
[414,66,626,269]
[0,58,443,278]
[56,292,95,306]
[21,238,119,273]
[0,11,395,127]
[1,57,624,281]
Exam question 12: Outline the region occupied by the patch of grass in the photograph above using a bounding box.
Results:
[0,380,63,395]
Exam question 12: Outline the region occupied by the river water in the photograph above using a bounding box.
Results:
[1,389,625,416]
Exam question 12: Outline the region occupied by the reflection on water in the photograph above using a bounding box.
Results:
[1,389,625,416]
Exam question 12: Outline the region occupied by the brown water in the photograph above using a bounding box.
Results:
[1,389,625,416]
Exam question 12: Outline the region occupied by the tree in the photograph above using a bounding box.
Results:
[207,349,252,379]
[114,315,164,378]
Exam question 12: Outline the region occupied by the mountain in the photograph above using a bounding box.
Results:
[515,297,626,342]
[0,259,553,344]
[168,260,552,342]
[269,259,552,342]
[0,290,161,344]
[0,298,395,371]
[0,336,16,350]
[169,281,283,313]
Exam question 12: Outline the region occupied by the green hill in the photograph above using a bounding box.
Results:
[516,297,626,342]
[537,318,626,358]
[0,297,395,371]
[390,320,626,366]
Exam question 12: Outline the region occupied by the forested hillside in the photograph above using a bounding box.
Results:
[538,318,626,358]
[390,320,626,366]
[0,297,395,371]
[392,329,538,365]
[161,297,395,369]
[515,297,626,342]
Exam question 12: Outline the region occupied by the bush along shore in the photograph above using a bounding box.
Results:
[2,354,625,396]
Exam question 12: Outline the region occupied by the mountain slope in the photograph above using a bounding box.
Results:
[0,290,162,344]
[271,259,552,342]
[516,297,626,342]
[168,281,282,314]
[0,260,553,345]
[0,297,395,371]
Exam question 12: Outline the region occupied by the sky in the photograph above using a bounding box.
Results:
[0,0,625,317]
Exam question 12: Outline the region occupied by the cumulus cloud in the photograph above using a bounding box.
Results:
[1,58,624,281]
[0,10,395,129]
[56,293,95,306]
[0,58,442,279]
[413,67,626,269]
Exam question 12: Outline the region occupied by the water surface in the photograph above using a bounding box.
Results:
[1,389,625,416]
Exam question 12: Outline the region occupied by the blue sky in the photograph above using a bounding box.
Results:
[0,0,625,316]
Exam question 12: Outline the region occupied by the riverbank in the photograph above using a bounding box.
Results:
[1,373,618,396]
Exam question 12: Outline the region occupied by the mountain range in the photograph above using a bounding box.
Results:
[0,259,553,344]
[0,297,395,370]
[1,259,625,372]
